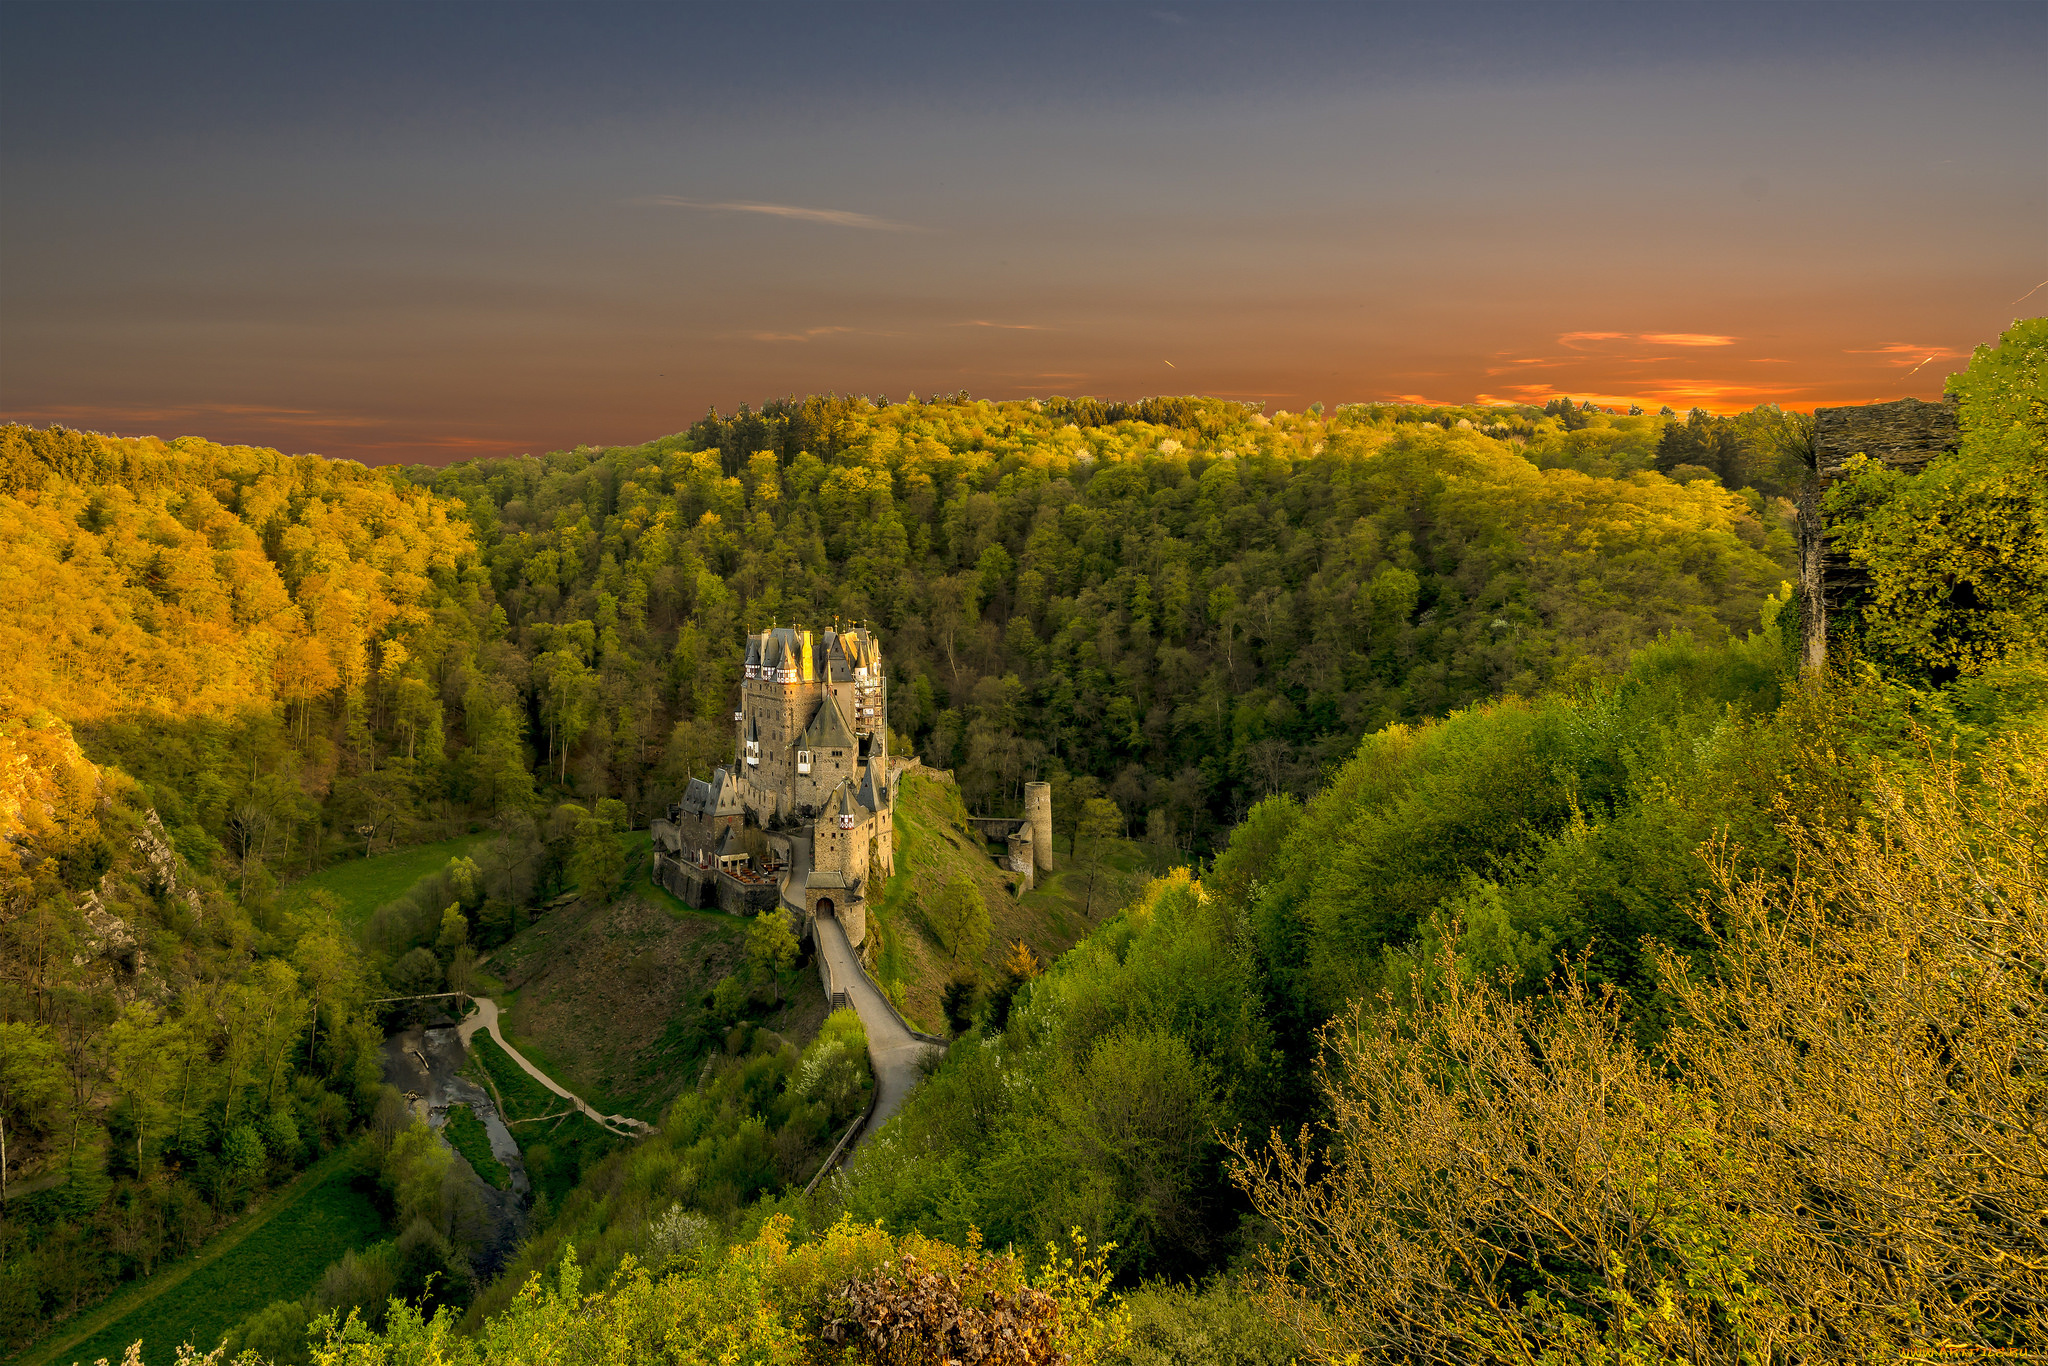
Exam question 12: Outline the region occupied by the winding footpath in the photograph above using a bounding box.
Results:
[458,996,655,1137]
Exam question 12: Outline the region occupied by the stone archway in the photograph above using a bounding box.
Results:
[816,897,836,919]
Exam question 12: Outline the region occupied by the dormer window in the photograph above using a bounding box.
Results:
[797,750,812,775]
[839,812,855,830]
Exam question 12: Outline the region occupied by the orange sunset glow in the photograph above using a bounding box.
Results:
[3,3,2042,462]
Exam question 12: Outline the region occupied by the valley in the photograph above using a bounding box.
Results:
[1,319,2043,1362]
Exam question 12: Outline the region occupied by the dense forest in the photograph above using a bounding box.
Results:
[0,319,2041,1362]
[421,390,1796,847]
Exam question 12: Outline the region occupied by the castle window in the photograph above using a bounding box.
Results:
[797,750,812,775]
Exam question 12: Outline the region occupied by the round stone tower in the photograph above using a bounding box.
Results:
[1024,781,1054,871]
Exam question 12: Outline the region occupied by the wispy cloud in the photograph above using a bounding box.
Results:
[1846,341,1967,366]
[1639,333,1736,347]
[745,325,858,343]
[632,195,928,233]
[1559,330,1736,349]
[955,319,1048,331]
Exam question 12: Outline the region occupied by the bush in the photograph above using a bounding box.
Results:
[1231,733,2048,1361]
[940,970,979,1035]
[792,1008,871,1126]
[222,1297,314,1366]
[306,1217,1129,1365]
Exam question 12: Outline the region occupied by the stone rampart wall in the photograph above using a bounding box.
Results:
[652,853,779,915]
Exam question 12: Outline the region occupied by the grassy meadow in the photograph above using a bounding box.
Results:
[460,1031,623,1210]
[443,1106,511,1192]
[285,833,496,931]
[21,1147,382,1366]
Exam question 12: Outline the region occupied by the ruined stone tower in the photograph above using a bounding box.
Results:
[1024,781,1054,871]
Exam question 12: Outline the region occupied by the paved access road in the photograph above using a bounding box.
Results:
[813,912,942,1142]
[783,832,941,1146]
[459,996,655,1138]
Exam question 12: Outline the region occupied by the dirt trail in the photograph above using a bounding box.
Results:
[458,997,655,1137]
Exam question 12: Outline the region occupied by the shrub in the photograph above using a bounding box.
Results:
[1231,732,2048,1361]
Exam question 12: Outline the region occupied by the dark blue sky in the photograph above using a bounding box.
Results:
[4,1,2043,462]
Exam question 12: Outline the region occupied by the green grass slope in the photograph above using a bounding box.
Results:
[20,1146,381,1366]
[479,843,828,1126]
[458,1030,623,1210]
[870,771,1165,1033]
[283,833,494,931]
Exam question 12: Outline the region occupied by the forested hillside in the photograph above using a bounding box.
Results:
[4,320,2038,1362]
[0,436,473,1347]
[200,320,2045,1363]
[417,393,1796,847]
[842,322,2048,1357]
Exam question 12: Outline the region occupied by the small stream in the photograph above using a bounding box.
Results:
[382,1024,531,1276]
[435,1070,530,1199]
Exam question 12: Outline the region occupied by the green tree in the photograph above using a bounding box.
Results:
[746,913,799,976]
[941,970,980,1035]
[927,878,992,964]
[1824,318,2048,676]
[571,808,627,903]
[1078,798,1123,918]
[0,1022,61,1209]
[434,905,469,962]
[538,647,597,782]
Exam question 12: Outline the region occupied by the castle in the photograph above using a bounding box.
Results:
[651,622,1055,951]
[650,625,898,947]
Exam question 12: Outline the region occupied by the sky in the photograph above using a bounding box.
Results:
[2,0,2043,466]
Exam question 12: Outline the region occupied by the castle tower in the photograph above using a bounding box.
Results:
[1025,781,1053,871]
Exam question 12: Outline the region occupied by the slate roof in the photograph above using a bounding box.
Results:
[820,779,874,828]
[801,695,858,752]
[682,766,744,817]
[679,777,716,817]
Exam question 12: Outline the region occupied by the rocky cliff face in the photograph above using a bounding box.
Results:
[131,809,205,922]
